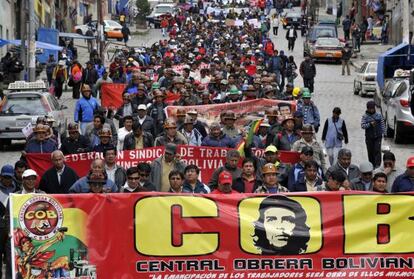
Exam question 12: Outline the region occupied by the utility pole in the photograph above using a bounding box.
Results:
[28,0,36,81]
[20,0,27,80]
[356,0,362,24]
[401,0,410,43]
[97,0,105,64]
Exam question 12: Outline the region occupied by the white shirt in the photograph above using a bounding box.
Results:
[56,166,65,185]
[138,116,146,125]
[105,165,117,183]
[117,128,132,150]
[273,17,280,27]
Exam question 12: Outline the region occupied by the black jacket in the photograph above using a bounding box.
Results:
[60,135,91,154]
[123,132,154,150]
[39,166,79,194]
[114,103,138,127]
[233,176,262,193]
[82,68,98,86]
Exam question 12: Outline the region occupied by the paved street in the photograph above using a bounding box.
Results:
[1,21,413,170]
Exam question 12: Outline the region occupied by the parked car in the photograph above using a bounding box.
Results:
[303,25,338,57]
[146,3,179,28]
[281,11,302,29]
[74,20,123,41]
[377,73,414,143]
[0,81,67,148]
[353,61,378,97]
[309,37,343,63]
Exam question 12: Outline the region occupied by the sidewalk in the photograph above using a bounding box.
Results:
[351,43,393,68]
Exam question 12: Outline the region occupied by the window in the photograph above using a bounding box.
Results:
[394,82,408,98]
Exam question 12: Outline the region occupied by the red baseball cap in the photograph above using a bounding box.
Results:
[407,156,414,168]
[219,171,233,185]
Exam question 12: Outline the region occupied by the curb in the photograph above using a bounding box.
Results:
[131,28,150,35]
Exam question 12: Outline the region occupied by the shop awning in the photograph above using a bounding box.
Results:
[377,43,414,91]
[0,39,63,51]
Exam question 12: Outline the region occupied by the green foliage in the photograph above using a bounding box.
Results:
[136,0,151,18]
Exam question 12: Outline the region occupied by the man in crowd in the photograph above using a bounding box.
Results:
[123,122,154,150]
[69,159,118,193]
[121,166,154,192]
[374,151,402,192]
[255,163,289,193]
[74,84,100,135]
[103,147,126,191]
[391,156,414,192]
[60,123,91,154]
[233,158,262,193]
[291,124,326,172]
[326,148,360,186]
[150,143,186,192]
[209,150,242,189]
[39,150,79,194]
[211,171,238,194]
[17,169,45,194]
[351,162,373,191]
[168,171,185,193]
[299,55,316,93]
[361,100,385,168]
[182,165,210,193]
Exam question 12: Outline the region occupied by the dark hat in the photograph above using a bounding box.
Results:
[165,143,177,155]
[301,146,314,155]
[366,100,376,109]
[88,172,106,184]
[0,165,14,177]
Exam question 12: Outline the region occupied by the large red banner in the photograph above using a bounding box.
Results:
[166,99,296,127]
[10,192,414,279]
[26,146,300,183]
[101,83,180,108]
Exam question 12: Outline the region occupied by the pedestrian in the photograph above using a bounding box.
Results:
[361,101,385,168]
[285,55,298,84]
[272,14,280,36]
[351,162,374,191]
[381,17,388,44]
[298,89,320,132]
[82,61,98,97]
[299,55,316,93]
[351,21,361,52]
[46,54,56,87]
[121,23,130,46]
[120,166,155,193]
[38,150,79,194]
[149,143,186,192]
[342,15,351,41]
[391,156,414,193]
[325,148,360,186]
[371,172,388,193]
[341,43,352,76]
[285,26,298,51]
[52,60,68,100]
[374,151,403,192]
[321,107,349,166]
[267,49,283,86]
[74,84,100,135]
[255,163,289,193]
[168,170,184,193]
[70,60,83,99]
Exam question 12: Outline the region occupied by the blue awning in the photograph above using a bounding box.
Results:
[0,39,63,51]
[377,43,414,91]
[59,32,95,40]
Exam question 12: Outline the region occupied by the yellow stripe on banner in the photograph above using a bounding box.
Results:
[11,194,88,245]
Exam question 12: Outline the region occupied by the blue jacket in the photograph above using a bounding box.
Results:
[69,176,118,193]
[268,55,282,72]
[74,97,99,123]
[182,180,210,194]
[391,173,414,193]
[201,134,235,148]
[301,103,320,128]
[25,139,57,153]
[361,111,385,139]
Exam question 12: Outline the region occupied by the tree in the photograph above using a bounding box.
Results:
[136,0,151,27]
